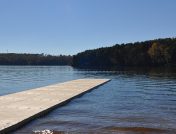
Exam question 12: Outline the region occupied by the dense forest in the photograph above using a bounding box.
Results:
[0,53,72,65]
[73,38,176,69]
[1,38,176,67]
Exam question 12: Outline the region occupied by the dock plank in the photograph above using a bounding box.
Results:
[0,79,110,133]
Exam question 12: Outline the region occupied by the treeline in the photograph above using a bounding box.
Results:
[73,38,176,68]
[0,53,72,65]
[1,38,176,67]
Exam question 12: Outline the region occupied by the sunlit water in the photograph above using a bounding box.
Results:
[0,66,176,134]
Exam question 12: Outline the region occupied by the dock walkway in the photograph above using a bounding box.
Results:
[0,79,110,133]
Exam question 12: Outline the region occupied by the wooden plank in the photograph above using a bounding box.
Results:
[0,79,110,133]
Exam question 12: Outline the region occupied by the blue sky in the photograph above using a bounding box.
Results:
[0,0,176,55]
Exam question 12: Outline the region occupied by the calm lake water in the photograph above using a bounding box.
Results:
[0,66,176,134]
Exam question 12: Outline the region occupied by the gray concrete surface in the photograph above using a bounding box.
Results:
[0,79,110,133]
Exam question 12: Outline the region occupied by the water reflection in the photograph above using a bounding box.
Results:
[0,66,176,134]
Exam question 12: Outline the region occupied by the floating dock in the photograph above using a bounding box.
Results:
[0,79,110,133]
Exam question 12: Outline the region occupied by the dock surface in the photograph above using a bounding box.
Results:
[0,79,110,133]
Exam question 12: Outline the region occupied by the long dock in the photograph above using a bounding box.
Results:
[0,79,110,133]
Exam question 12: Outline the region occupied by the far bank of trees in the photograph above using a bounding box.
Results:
[0,53,72,65]
[1,38,176,67]
[73,38,176,68]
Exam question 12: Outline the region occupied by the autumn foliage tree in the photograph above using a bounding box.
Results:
[148,43,165,65]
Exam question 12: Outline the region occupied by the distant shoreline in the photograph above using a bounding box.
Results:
[73,37,176,68]
[0,53,72,66]
[1,37,176,68]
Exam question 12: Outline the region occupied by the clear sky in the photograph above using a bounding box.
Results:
[0,0,176,55]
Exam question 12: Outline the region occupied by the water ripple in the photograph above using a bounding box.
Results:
[1,66,175,134]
